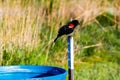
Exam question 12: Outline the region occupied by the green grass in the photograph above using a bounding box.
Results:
[0,0,120,80]
[75,62,120,80]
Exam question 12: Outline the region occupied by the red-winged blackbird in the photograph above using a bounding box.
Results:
[54,20,79,42]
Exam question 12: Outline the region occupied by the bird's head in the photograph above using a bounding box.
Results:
[71,20,79,26]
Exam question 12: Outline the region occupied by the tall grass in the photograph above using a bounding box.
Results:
[0,0,120,80]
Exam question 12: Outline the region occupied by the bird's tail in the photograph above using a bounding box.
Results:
[54,36,59,43]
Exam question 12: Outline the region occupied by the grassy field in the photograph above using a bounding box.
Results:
[0,0,120,80]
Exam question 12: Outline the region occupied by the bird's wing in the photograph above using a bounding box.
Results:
[58,25,67,34]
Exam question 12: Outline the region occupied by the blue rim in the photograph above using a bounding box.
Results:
[0,65,67,80]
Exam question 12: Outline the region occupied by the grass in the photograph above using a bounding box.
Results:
[0,0,120,80]
[75,62,120,80]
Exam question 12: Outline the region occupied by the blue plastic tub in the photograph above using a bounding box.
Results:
[0,65,67,80]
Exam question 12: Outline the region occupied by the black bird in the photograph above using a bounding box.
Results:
[54,20,79,42]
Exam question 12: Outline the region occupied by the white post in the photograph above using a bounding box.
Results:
[68,36,74,80]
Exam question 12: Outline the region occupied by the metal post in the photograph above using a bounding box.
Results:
[68,36,74,80]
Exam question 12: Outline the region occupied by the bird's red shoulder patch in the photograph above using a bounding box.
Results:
[69,24,74,28]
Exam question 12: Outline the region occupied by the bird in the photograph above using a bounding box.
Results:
[54,20,79,42]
